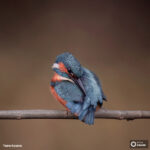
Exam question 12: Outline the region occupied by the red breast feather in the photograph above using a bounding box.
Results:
[50,73,69,111]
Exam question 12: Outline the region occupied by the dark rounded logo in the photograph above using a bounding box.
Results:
[130,141,136,148]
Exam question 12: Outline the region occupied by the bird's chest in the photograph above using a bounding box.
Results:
[51,77,84,102]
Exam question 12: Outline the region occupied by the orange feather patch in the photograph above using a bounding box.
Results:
[51,73,62,82]
[58,62,68,73]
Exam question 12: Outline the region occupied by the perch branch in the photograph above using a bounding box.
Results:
[0,109,150,120]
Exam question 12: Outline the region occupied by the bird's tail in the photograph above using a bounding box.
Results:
[79,106,95,125]
[66,101,95,125]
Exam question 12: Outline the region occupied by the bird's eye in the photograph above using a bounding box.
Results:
[68,68,74,76]
[68,68,72,73]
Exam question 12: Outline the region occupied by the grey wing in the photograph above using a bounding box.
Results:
[91,72,107,101]
[54,81,84,102]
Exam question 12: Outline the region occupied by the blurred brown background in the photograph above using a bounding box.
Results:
[0,1,150,150]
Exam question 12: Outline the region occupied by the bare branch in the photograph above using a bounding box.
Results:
[0,109,150,120]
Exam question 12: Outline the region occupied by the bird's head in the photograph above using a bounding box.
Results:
[52,52,85,95]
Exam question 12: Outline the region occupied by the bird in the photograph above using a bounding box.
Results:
[50,52,107,125]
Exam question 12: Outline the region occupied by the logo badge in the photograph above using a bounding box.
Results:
[130,140,148,148]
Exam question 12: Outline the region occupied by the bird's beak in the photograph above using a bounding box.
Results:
[70,76,86,96]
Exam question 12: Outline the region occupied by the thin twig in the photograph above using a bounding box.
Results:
[0,109,150,120]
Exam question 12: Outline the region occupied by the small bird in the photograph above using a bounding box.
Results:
[50,52,107,125]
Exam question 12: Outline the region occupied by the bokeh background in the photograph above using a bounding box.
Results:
[0,1,150,150]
